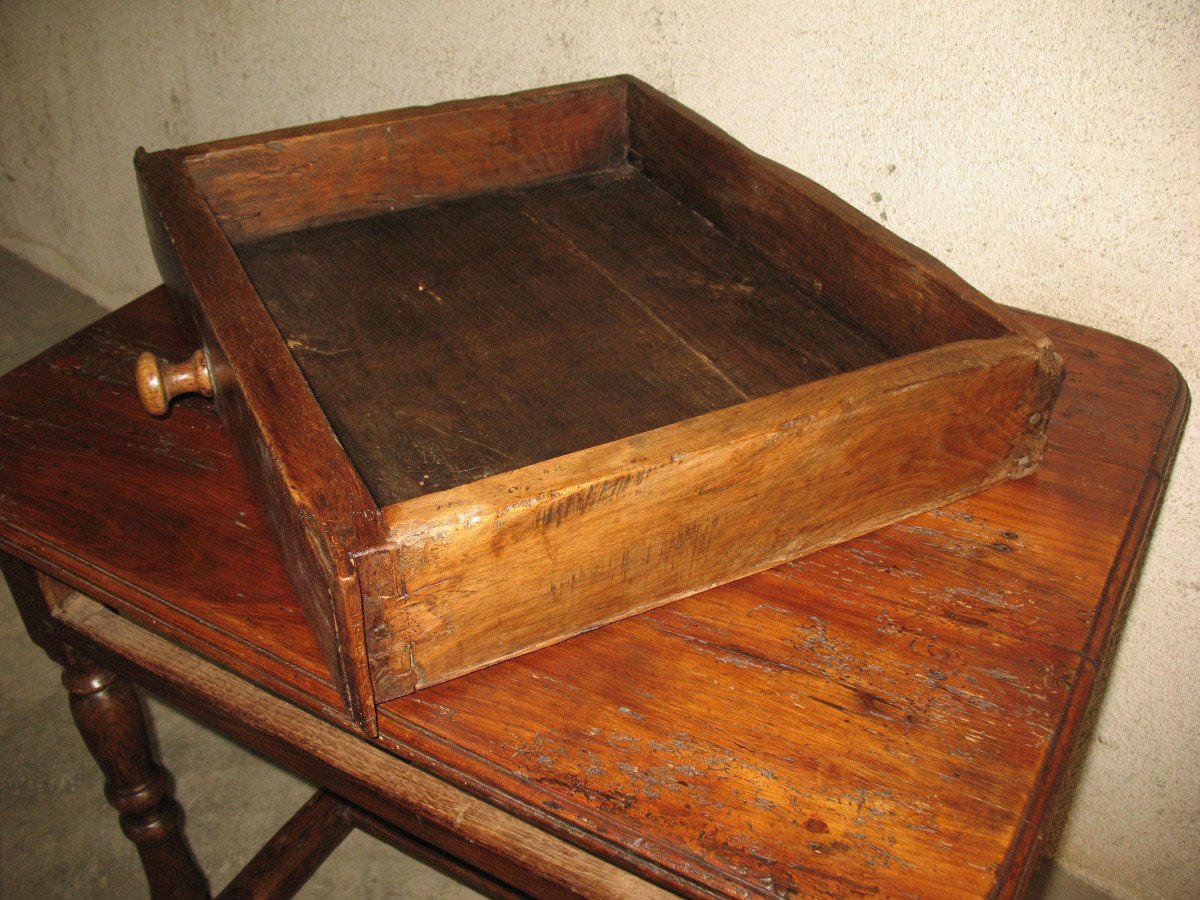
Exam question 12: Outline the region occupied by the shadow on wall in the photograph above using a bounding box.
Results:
[0,248,107,375]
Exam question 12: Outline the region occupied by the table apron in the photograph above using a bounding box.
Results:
[51,589,679,900]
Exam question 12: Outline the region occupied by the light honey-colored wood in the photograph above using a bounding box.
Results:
[363,335,1057,697]
[132,76,1064,714]
[134,350,213,417]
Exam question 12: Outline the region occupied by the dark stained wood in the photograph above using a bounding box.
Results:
[137,149,384,731]
[0,553,68,662]
[217,789,353,900]
[135,77,1063,711]
[521,171,894,388]
[0,296,348,724]
[54,592,671,900]
[236,169,892,505]
[0,289,1188,896]
[625,76,1043,357]
[61,647,209,899]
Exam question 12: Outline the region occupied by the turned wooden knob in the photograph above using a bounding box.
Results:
[135,349,213,416]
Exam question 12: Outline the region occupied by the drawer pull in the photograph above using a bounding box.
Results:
[135,350,213,416]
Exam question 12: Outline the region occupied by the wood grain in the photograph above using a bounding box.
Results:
[0,290,1187,896]
[55,591,675,900]
[216,789,352,899]
[186,78,628,242]
[136,76,1064,713]
[137,149,384,731]
[343,804,531,900]
[236,169,891,506]
[368,314,1185,898]
[625,76,1045,357]
[134,349,213,417]
[0,295,349,724]
[62,648,209,899]
[368,335,1051,697]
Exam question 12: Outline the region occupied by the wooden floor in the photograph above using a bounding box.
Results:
[236,170,893,505]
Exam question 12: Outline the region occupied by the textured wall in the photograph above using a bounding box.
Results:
[1,1,1196,894]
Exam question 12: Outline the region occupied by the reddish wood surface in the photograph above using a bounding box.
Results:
[53,590,668,900]
[138,147,382,730]
[61,648,209,899]
[138,77,1061,711]
[0,295,350,725]
[0,289,1187,897]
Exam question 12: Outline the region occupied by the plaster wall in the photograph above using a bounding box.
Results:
[1,2,1195,895]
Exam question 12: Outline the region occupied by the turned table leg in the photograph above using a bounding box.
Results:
[62,648,209,899]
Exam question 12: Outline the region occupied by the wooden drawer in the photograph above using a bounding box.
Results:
[133,76,1062,731]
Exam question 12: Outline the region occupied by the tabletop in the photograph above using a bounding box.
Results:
[0,288,1187,897]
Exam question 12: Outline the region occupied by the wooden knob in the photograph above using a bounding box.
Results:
[135,350,213,416]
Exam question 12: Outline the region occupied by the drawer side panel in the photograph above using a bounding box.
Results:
[136,149,385,732]
[626,76,1020,356]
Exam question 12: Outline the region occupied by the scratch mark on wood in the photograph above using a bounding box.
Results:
[286,338,350,356]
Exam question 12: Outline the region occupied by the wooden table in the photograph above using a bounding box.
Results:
[0,288,1187,898]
